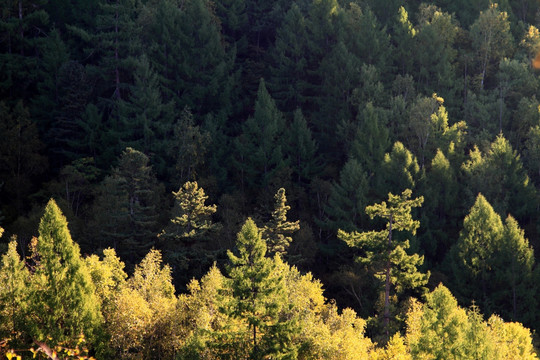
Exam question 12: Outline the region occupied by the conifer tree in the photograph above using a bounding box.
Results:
[169,107,210,185]
[339,189,428,341]
[285,108,320,186]
[349,102,390,176]
[0,240,29,346]
[462,134,536,223]
[261,188,299,256]
[234,79,286,194]
[449,194,503,310]
[224,218,296,359]
[417,149,460,262]
[28,199,102,353]
[93,148,163,264]
[450,194,538,327]
[375,142,420,199]
[117,55,174,176]
[324,158,368,234]
[269,3,309,113]
[159,181,220,286]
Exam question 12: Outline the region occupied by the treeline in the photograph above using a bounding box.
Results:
[0,200,537,359]
[3,0,540,351]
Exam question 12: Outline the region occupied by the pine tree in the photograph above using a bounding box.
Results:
[470,3,514,90]
[224,218,296,359]
[339,189,428,341]
[285,108,320,186]
[462,134,536,224]
[28,199,102,353]
[117,55,174,176]
[234,79,287,195]
[0,240,29,347]
[324,158,369,234]
[261,188,299,256]
[93,148,163,265]
[449,194,503,312]
[268,3,309,113]
[169,107,210,185]
[158,181,220,287]
[349,102,390,176]
[374,142,420,199]
[144,0,232,118]
[417,149,460,263]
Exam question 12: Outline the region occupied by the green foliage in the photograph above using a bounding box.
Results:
[323,158,368,233]
[470,3,514,90]
[159,181,220,287]
[0,239,29,345]
[234,79,287,195]
[339,189,428,341]
[29,199,102,350]
[92,148,163,264]
[224,218,296,359]
[462,134,536,223]
[449,194,538,328]
[261,188,300,256]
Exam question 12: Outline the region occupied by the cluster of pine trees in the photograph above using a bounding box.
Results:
[3,0,540,356]
[0,200,537,359]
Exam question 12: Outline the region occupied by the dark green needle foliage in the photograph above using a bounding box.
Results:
[223,218,297,359]
[339,189,428,342]
[261,188,300,256]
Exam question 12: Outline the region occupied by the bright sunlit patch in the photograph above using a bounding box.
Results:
[533,51,540,69]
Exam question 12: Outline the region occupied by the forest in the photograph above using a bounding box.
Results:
[2,0,540,358]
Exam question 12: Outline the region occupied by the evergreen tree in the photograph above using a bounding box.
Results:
[323,158,369,234]
[449,194,503,312]
[234,79,287,195]
[268,3,309,113]
[117,55,174,176]
[28,199,102,353]
[374,142,420,199]
[462,134,536,224]
[47,60,93,168]
[413,4,458,97]
[417,149,460,263]
[169,107,210,185]
[0,101,48,218]
[470,3,514,90]
[224,218,296,359]
[494,215,537,327]
[93,148,163,264]
[144,0,232,118]
[0,240,29,347]
[158,181,220,287]
[349,102,390,176]
[339,189,428,341]
[285,108,320,186]
[261,188,300,256]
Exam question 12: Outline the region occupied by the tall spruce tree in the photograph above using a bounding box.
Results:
[224,218,296,359]
[339,189,428,341]
[234,79,287,195]
[28,199,102,354]
[261,188,300,256]
[449,194,538,327]
[158,181,220,287]
[93,148,163,265]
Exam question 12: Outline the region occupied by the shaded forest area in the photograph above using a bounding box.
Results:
[2,0,540,357]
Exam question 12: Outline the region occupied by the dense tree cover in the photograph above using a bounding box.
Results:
[1,203,538,359]
[2,0,540,357]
